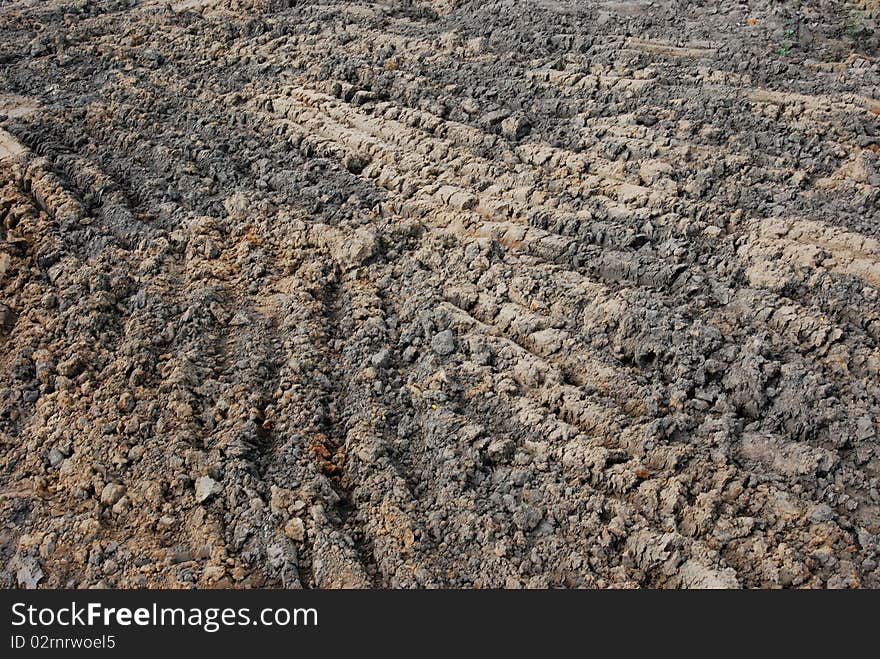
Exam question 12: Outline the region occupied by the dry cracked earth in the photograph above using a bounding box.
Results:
[0,0,879,589]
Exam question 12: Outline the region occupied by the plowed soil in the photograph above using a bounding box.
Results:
[1,0,879,588]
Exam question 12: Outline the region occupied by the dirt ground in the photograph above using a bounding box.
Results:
[0,0,878,589]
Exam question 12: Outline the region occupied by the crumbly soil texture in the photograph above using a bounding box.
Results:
[0,0,879,589]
